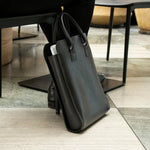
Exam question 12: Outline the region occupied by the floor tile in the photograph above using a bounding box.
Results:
[2,43,49,77]
[90,44,150,58]
[0,77,114,108]
[108,77,150,108]
[0,108,145,150]
[0,77,47,108]
[119,108,150,150]
[95,58,150,77]
[3,42,150,78]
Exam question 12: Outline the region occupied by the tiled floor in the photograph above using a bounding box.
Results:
[0,108,145,150]
[0,24,150,149]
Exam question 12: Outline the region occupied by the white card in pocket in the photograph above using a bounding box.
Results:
[50,45,57,55]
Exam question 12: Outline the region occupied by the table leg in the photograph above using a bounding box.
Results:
[123,6,132,84]
[0,28,2,97]
[18,26,21,38]
[106,7,114,61]
[37,24,40,32]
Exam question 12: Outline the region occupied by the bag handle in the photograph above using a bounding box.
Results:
[60,12,88,52]
[52,12,89,60]
[52,13,61,43]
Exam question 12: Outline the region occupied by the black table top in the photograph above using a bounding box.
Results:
[95,0,150,7]
[0,12,57,28]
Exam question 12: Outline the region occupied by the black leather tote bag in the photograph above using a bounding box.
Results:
[44,12,110,133]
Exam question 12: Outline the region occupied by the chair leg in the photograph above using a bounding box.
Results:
[18,26,21,38]
[0,28,2,97]
[106,7,114,61]
[37,24,40,32]
[123,6,132,84]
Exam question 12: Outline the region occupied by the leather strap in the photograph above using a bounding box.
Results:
[52,12,89,60]
[60,12,88,51]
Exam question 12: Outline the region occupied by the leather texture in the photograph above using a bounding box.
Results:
[44,12,110,133]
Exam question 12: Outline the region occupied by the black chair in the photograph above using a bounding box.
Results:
[13,25,39,40]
